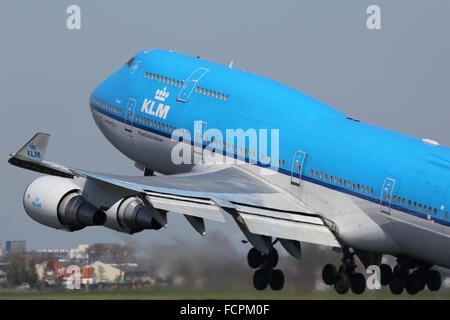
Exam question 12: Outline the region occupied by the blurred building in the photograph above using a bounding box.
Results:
[86,261,121,283]
[5,241,26,254]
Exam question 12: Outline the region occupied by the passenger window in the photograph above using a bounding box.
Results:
[310,169,313,176]
[434,208,437,215]
[446,212,448,219]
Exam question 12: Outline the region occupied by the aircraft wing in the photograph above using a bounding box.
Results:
[9,133,340,248]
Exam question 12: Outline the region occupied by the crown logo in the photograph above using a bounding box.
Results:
[155,87,170,102]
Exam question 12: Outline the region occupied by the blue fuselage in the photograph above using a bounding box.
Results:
[90,49,450,266]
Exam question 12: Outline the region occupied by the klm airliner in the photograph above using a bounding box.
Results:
[8,49,450,295]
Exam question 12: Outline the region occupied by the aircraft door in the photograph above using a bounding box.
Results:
[291,150,307,186]
[380,178,396,215]
[177,67,209,103]
[124,98,137,135]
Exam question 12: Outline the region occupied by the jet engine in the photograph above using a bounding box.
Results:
[23,176,106,231]
[103,196,164,234]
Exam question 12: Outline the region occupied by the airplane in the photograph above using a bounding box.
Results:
[8,49,450,295]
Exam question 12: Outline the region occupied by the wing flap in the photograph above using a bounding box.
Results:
[239,212,340,247]
[146,192,226,222]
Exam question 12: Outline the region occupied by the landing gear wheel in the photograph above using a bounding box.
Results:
[266,248,278,269]
[414,270,426,291]
[389,273,405,295]
[380,264,392,286]
[322,264,338,285]
[426,270,441,291]
[351,273,366,295]
[269,269,285,291]
[253,269,268,291]
[405,273,420,295]
[334,272,351,294]
[247,248,263,269]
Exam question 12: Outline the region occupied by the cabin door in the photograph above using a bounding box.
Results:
[380,178,396,214]
[291,150,307,186]
[124,98,137,135]
[177,67,209,103]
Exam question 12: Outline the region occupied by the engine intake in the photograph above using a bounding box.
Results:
[23,175,106,231]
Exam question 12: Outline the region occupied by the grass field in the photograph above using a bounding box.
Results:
[0,287,449,300]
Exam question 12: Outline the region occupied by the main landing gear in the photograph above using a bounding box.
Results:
[247,247,285,291]
[386,259,442,295]
[322,250,443,295]
[322,247,366,294]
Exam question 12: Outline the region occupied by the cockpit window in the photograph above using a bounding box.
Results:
[126,57,135,67]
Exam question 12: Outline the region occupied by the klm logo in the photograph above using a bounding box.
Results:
[27,144,41,159]
[141,87,170,119]
[32,197,42,208]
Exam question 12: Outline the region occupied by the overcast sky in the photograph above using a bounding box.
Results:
[0,1,449,251]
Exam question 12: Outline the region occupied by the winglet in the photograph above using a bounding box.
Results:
[11,132,50,162]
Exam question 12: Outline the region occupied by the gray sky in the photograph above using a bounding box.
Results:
[1,1,449,250]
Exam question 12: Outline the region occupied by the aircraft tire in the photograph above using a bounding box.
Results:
[334,272,351,294]
[405,273,420,295]
[247,248,263,269]
[266,248,278,269]
[253,269,269,290]
[389,273,405,295]
[350,273,366,295]
[380,264,392,286]
[269,269,285,291]
[322,264,337,285]
[426,270,441,291]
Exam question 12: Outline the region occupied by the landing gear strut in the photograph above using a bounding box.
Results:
[322,247,366,294]
[248,246,285,291]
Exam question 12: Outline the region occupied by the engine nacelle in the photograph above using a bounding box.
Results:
[23,176,106,231]
[103,196,164,234]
